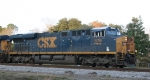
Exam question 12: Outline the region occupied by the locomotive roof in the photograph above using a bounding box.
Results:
[0,35,9,40]
[10,33,37,39]
[92,26,110,30]
[91,26,112,32]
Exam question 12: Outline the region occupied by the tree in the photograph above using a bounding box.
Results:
[53,18,82,32]
[42,22,55,33]
[125,16,150,56]
[30,28,40,33]
[90,21,106,28]
[0,26,2,32]
[0,27,9,35]
[0,23,18,35]
[7,23,18,35]
[45,24,55,32]
[41,17,55,32]
[108,23,124,33]
[54,18,68,32]
[68,18,81,30]
[78,24,92,30]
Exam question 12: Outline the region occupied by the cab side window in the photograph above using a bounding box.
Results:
[101,30,105,36]
[92,30,105,37]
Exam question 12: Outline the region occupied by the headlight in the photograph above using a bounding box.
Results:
[125,37,127,41]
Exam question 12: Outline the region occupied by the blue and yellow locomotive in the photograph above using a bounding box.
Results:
[0,26,136,67]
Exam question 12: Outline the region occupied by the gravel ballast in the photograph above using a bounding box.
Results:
[0,65,149,79]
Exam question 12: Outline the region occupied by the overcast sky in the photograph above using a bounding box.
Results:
[0,0,150,34]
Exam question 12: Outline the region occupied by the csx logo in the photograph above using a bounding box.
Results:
[37,37,57,48]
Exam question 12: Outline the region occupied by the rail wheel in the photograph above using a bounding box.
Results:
[39,63,42,65]
[104,63,110,68]
[119,65,124,68]
[29,59,34,65]
[124,53,136,67]
[104,64,109,68]
[11,57,15,63]
[82,59,86,66]
[92,62,96,67]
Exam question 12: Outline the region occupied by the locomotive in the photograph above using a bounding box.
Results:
[0,26,136,68]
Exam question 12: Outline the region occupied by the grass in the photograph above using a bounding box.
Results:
[0,70,71,80]
[0,70,145,80]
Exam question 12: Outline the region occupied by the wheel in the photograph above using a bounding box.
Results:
[29,59,34,65]
[119,65,124,68]
[104,63,109,68]
[11,58,15,63]
[82,59,86,66]
[92,63,96,67]
[39,63,42,65]
[105,65,109,68]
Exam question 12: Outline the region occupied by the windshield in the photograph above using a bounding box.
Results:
[107,29,121,35]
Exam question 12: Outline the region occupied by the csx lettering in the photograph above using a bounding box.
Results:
[37,37,57,48]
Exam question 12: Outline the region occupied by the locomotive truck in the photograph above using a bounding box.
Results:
[0,26,136,68]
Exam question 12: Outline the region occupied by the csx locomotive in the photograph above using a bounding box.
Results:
[0,26,136,68]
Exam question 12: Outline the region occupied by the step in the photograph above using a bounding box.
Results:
[119,59,123,61]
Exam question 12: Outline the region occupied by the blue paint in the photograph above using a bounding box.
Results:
[9,26,125,53]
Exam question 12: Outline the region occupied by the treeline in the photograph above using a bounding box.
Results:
[46,18,123,33]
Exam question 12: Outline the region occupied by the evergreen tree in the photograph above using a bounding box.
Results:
[126,16,150,56]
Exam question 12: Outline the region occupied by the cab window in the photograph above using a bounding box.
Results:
[92,30,105,37]
[107,29,117,35]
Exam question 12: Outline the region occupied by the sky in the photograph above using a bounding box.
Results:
[0,0,150,34]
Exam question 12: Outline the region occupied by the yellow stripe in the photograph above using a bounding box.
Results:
[129,53,135,54]
[9,52,116,54]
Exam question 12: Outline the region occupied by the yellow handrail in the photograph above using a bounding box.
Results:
[117,43,120,52]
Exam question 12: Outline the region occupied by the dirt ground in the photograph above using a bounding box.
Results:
[0,70,148,80]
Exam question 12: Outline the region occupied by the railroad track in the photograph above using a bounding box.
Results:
[0,63,150,72]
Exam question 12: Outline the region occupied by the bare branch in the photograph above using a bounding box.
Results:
[29,28,40,33]
[41,17,56,32]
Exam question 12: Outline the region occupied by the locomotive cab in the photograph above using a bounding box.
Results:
[91,26,136,67]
